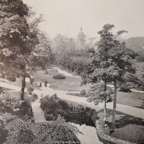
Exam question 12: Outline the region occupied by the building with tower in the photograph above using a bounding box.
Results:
[76,27,86,50]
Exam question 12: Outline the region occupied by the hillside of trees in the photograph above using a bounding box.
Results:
[124,37,144,52]
[124,37,144,61]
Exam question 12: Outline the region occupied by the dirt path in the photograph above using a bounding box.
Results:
[31,89,46,123]
[1,81,144,119]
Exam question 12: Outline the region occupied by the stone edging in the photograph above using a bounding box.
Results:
[95,120,136,144]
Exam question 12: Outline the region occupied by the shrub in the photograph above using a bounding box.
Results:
[20,101,33,117]
[67,92,81,96]
[58,100,69,110]
[45,114,54,121]
[41,95,70,120]
[45,100,60,111]
[30,77,34,85]
[27,86,34,95]
[33,93,38,100]
[119,84,131,92]
[53,74,65,79]
[0,92,11,101]
[80,89,86,96]
[40,95,49,110]
[51,93,59,100]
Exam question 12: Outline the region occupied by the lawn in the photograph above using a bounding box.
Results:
[117,91,144,109]
[33,68,92,92]
[97,109,144,143]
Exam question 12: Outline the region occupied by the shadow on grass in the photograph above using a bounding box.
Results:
[97,109,144,143]
[97,109,144,129]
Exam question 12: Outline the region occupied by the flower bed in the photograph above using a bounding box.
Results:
[53,74,66,79]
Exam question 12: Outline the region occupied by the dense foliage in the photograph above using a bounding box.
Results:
[0,0,39,79]
[0,90,35,118]
[58,56,87,75]
[0,0,41,100]
[0,113,81,144]
[40,94,96,126]
[124,37,144,61]
[80,89,86,96]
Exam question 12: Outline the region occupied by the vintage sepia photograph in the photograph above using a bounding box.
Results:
[0,0,144,143]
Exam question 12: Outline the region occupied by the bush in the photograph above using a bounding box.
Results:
[67,92,81,96]
[33,94,38,100]
[40,95,49,110]
[41,95,70,120]
[20,101,33,117]
[45,114,54,121]
[58,100,69,110]
[30,78,34,85]
[80,89,86,96]
[27,86,34,95]
[119,84,132,92]
[53,74,65,79]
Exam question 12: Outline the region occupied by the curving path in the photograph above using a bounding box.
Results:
[1,77,144,119]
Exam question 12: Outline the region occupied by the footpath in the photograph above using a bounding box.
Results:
[1,80,144,119]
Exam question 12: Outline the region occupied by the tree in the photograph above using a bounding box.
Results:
[82,24,137,130]
[29,30,55,71]
[81,50,113,121]
[97,24,137,130]
[87,83,113,120]
[0,0,39,100]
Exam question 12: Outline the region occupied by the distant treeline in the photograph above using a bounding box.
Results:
[55,48,89,75]
[124,37,144,62]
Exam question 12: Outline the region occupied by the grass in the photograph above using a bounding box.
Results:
[117,91,144,109]
[97,109,144,143]
[33,68,92,92]
[0,87,12,92]
[0,91,28,100]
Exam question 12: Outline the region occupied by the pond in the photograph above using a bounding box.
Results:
[72,123,103,144]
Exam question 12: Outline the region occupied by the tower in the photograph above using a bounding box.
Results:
[77,27,85,49]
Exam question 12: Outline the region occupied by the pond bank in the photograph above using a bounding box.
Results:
[95,120,136,144]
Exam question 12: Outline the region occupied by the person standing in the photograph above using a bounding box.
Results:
[39,80,42,87]
[44,79,48,87]
[40,93,43,103]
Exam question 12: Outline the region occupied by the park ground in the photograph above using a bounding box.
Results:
[1,66,144,143]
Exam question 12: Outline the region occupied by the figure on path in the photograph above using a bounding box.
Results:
[40,93,43,103]
[40,80,42,87]
[44,79,48,87]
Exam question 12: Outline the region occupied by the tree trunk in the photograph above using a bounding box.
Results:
[111,79,117,130]
[104,80,107,121]
[104,100,107,120]
[20,76,26,100]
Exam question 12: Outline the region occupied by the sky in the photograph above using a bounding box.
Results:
[23,0,144,39]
